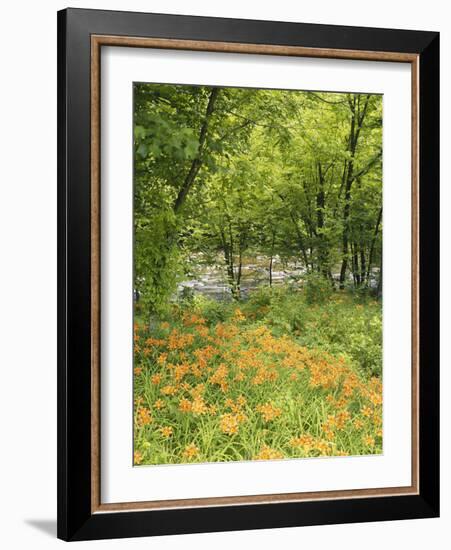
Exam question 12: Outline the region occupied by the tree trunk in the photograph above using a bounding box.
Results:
[220,228,237,299]
[269,230,276,287]
[360,246,366,287]
[339,94,371,289]
[173,87,220,214]
[236,249,243,300]
[289,211,309,268]
[366,206,383,286]
[377,253,383,299]
[339,170,353,288]
[352,243,361,287]
[316,162,328,277]
[228,221,240,300]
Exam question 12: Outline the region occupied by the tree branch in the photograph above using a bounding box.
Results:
[351,149,382,182]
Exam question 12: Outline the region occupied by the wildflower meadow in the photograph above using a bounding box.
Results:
[133,288,382,465]
[133,83,383,465]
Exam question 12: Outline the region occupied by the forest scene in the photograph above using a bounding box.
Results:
[133,83,383,466]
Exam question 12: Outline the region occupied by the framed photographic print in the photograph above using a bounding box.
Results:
[57,8,439,541]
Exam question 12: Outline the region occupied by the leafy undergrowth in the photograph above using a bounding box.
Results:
[133,289,382,465]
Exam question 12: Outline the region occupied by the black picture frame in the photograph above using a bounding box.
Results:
[57,7,439,541]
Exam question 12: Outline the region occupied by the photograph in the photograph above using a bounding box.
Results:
[132,82,384,466]
[52,4,439,542]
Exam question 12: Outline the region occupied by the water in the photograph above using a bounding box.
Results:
[177,257,306,301]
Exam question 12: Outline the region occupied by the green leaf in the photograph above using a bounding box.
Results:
[137,143,148,158]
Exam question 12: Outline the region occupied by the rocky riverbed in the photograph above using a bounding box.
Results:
[177,256,306,301]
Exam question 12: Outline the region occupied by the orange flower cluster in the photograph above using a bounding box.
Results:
[168,329,194,350]
[174,362,191,382]
[254,445,284,460]
[289,434,333,456]
[191,396,209,415]
[151,373,163,385]
[161,384,177,396]
[137,407,153,426]
[192,345,218,373]
[215,323,239,340]
[354,418,364,429]
[257,402,282,422]
[209,363,229,392]
[154,399,165,410]
[321,410,351,440]
[133,308,382,465]
[220,412,247,435]
[195,325,209,338]
[251,366,278,386]
[159,426,173,438]
[182,313,206,327]
[145,337,166,348]
[224,395,247,413]
[309,357,346,390]
[179,398,192,412]
[182,443,200,459]
[232,308,246,322]
[157,353,168,365]
[363,435,375,447]
[134,450,143,465]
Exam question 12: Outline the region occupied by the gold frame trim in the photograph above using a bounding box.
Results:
[90,35,420,514]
